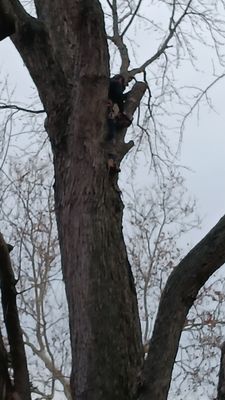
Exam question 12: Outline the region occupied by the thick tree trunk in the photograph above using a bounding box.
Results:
[48,11,144,400]
[49,30,143,400]
[0,1,144,399]
[53,138,143,400]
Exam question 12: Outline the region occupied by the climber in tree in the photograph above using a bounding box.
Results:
[107,75,132,172]
[108,75,133,122]
[108,74,128,113]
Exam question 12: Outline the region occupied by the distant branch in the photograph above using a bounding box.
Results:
[121,0,143,37]
[0,103,45,114]
[180,72,225,134]
[130,0,193,76]
[23,334,72,400]
[106,0,113,11]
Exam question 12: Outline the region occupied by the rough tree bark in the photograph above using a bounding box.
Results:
[0,1,146,399]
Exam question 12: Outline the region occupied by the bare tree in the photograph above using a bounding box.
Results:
[124,169,199,345]
[1,1,225,400]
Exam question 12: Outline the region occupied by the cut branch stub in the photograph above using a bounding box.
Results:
[124,81,147,116]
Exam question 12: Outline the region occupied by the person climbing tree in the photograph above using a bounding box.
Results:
[107,74,132,172]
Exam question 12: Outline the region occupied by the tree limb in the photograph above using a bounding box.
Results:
[121,0,143,37]
[140,214,225,400]
[0,233,31,400]
[0,0,68,112]
[125,81,147,115]
[110,0,130,74]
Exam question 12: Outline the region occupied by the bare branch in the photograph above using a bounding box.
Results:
[121,0,143,37]
[130,0,193,76]
[109,0,131,73]
[180,72,225,135]
[106,0,113,10]
[23,334,72,400]
[141,214,225,399]
[0,102,45,114]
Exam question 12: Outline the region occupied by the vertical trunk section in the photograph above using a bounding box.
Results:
[47,4,143,400]
[51,78,143,400]
[52,98,143,398]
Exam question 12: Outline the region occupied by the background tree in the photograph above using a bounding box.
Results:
[0,156,71,399]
